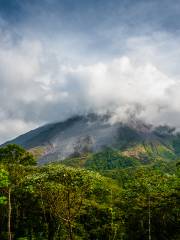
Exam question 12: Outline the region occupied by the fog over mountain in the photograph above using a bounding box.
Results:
[1,0,180,143]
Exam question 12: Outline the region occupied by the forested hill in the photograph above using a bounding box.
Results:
[0,116,180,239]
[0,141,179,239]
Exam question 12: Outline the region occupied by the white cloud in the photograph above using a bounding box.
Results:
[0,119,36,143]
[0,22,180,143]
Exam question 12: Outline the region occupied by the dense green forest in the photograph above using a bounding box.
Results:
[0,144,179,239]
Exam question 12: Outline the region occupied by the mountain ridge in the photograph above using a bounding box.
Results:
[2,114,180,164]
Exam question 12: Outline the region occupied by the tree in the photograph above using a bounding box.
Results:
[122,167,179,240]
[24,164,118,239]
[0,144,36,166]
[0,168,9,204]
[0,144,36,240]
[0,167,10,239]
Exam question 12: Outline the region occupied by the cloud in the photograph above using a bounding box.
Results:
[0,119,36,144]
[0,1,180,143]
[56,56,176,125]
[0,26,180,144]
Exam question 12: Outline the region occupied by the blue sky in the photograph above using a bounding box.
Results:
[0,0,180,142]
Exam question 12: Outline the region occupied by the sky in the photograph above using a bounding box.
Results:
[0,0,180,143]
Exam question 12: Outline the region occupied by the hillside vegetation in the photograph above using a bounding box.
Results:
[0,143,179,239]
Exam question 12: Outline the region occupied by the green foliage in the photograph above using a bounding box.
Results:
[0,144,179,239]
[0,168,9,188]
[0,144,36,166]
[121,167,180,239]
[65,149,139,171]
[0,168,9,205]
[84,148,140,171]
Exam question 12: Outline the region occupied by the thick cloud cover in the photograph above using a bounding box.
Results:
[0,0,180,143]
